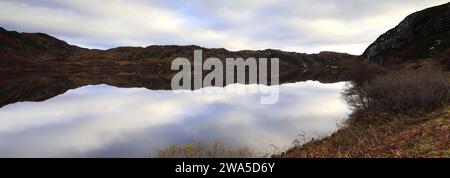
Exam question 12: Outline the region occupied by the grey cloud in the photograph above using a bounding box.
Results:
[0,0,447,54]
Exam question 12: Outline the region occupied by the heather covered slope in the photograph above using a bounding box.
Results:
[279,107,450,158]
[0,26,357,73]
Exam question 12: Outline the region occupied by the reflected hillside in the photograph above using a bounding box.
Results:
[0,27,359,108]
[0,66,353,108]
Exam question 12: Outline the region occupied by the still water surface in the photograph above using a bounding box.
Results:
[0,81,349,157]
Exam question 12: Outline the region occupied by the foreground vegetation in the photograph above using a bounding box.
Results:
[279,107,450,157]
[155,64,450,158]
[157,139,258,158]
[280,65,450,158]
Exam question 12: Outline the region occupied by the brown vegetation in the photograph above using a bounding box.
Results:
[157,140,257,158]
[280,65,450,158]
[279,107,450,158]
[344,66,450,123]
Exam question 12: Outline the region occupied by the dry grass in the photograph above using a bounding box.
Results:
[278,107,450,158]
[156,139,257,158]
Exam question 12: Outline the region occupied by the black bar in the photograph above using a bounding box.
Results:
[0,158,446,177]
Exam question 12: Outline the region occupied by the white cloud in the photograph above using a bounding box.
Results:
[0,0,448,54]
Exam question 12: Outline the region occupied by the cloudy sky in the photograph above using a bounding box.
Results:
[0,0,448,54]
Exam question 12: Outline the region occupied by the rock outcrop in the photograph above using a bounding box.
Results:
[363,2,450,66]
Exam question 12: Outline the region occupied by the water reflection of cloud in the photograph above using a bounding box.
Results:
[0,81,350,157]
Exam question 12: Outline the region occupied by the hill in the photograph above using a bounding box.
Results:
[363,2,450,69]
[282,2,450,158]
[0,26,357,73]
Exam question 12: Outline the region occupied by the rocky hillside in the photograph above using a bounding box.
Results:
[0,27,82,59]
[281,3,450,158]
[363,2,450,68]
[0,27,84,70]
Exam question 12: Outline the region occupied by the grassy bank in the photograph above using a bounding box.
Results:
[279,65,450,158]
[279,107,450,158]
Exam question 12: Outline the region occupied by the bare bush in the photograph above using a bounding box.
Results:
[344,66,450,121]
[349,61,387,85]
